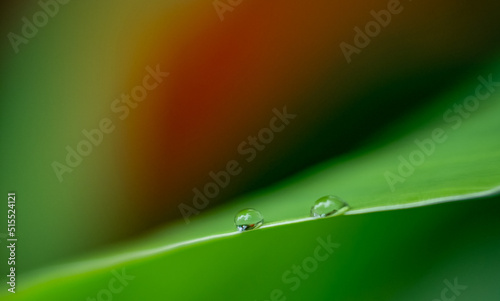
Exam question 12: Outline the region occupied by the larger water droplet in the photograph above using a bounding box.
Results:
[234,208,264,231]
[310,195,349,218]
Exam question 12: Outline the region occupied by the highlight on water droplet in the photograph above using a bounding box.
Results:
[310,195,349,218]
[234,208,264,231]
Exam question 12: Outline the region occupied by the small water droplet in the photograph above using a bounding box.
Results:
[234,208,264,231]
[310,195,349,218]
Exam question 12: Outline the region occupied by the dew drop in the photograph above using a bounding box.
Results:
[310,195,349,218]
[234,208,264,231]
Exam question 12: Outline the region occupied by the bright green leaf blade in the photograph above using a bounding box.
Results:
[9,196,500,300]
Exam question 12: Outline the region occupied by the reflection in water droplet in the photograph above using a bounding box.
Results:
[310,195,349,218]
[234,208,264,231]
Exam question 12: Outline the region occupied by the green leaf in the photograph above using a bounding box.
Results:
[8,63,500,300]
[10,197,500,300]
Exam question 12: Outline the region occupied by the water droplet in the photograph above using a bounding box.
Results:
[310,195,349,218]
[234,208,264,231]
